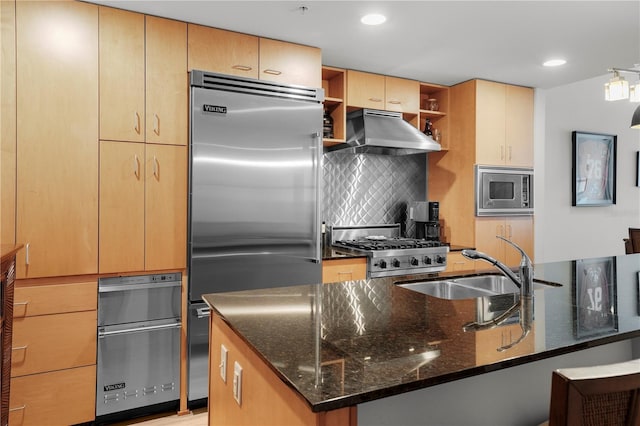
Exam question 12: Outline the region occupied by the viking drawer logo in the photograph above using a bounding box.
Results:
[104,382,125,392]
[203,104,227,114]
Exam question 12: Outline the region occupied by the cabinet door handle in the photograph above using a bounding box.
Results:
[134,111,140,134]
[368,97,383,103]
[500,145,505,161]
[12,345,28,351]
[153,113,160,136]
[25,243,30,265]
[14,301,28,307]
[153,156,159,179]
[508,145,512,161]
[9,405,26,412]
[232,65,253,71]
[263,69,282,76]
[133,154,140,179]
[507,225,513,240]
[387,100,401,104]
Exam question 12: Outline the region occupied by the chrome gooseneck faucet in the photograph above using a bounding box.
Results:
[461,236,534,352]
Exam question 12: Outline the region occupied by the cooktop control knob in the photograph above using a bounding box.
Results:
[379,259,387,269]
[436,255,445,264]
[391,258,400,268]
[423,256,432,265]
[410,257,419,266]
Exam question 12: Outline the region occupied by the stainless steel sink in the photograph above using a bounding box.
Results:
[398,274,558,300]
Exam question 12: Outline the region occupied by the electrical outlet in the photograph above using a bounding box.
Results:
[233,361,243,405]
[219,344,228,383]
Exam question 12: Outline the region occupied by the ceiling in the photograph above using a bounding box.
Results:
[87,1,640,89]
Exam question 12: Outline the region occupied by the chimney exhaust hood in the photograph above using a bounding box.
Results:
[329,109,442,155]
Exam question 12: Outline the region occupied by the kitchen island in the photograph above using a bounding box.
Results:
[203,253,640,425]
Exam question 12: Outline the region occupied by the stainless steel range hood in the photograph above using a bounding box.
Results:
[329,109,442,155]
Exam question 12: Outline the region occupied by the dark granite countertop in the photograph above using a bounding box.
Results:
[203,253,640,413]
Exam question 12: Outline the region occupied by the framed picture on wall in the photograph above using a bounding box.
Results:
[572,256,618,339]
[572,131,617,206]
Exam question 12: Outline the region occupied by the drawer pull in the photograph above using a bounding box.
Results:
[232,65,252,71]
[12,345,28,351]
[368,97,383,102]
[263,69,282,76]
[133,154,140,179]
[14,301,29,306]
[25,243,30,265]
[153,113,160,135]
[388,100,401,104]
[337,271,353,274]
[153,156,159,179]
[9,405,26,412]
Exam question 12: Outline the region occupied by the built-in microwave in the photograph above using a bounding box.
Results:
[475,165,533,216]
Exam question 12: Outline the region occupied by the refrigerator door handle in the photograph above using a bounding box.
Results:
[99,280,181,293]
[313,131,322,264]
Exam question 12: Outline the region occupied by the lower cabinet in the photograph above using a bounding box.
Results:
[322,258,367,283]
[10,280,97,425]
[476,323,535,364]
[444,252,475,273]
[475,216,534,267]
[9,365,96,426]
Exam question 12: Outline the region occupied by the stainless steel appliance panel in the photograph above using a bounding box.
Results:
[475,165,534,216]
[187,302,210,402]
[189,84,322,301]
[98,274,181,327]
[96,318,181,416]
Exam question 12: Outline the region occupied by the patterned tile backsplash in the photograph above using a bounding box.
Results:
[322,150,427,238]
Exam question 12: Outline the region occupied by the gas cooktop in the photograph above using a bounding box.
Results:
[331,225,448,278]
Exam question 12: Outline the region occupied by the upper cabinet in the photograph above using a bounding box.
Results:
[475,80,533,167]
[420,82,449,149]
[188,24,259,79]
[322,66,346,145]
[145,16,188,145]
[99,9,187,146]
[259,38,321,88]
[188,26,321,88]
[347,70,419,116]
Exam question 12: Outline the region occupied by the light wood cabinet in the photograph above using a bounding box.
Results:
[11,310,96,377]
[322,66,346,146]
[99,141,145,273]
[322,257,367,283]
[476,80,533,167]
[10,280,97,425]
[188,24,259,78]
[99,142,187,273]
[146,16,188,146]
[475,216,534,267]
[429,79,534,252]
[444,252,475,273]
[420,83,449,149]
[347,70,420,116]
[259,38,321,88]
[9,365,96,426]
[99,10,187,146]
[15,1,99,279]
[144,144,188,271]
[99,6,145,142]
[188,27,320,88]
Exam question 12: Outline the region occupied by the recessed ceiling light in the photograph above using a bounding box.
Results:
[543,59,567,67]
[361,13,386,25]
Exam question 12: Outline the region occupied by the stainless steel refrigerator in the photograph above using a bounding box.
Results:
[187,70,323,405]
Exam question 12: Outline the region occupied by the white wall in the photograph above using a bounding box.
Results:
[534,75,640,263]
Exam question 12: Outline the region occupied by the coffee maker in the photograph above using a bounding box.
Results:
[411,201,440,241]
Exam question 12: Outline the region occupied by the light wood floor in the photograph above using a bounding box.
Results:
[112,408,208,426]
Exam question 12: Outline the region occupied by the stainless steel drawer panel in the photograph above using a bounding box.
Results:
[96,318,180,416]
[187,302,210,402]
[98,274,181,326]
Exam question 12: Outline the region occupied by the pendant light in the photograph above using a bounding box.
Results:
[631,104,640,129]
[606,67,640,129]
